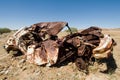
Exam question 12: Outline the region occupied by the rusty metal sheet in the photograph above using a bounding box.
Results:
[29,22,71,36]
[26,40,59,66]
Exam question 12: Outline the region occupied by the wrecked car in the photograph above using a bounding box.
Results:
[4,22,116,73]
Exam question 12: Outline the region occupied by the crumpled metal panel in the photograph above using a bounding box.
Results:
[26,40,59,66]
[28,22,71,36]
[4,27,29,53]
[93,35,115,59]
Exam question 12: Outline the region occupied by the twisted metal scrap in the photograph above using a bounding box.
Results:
[4,22,116,72]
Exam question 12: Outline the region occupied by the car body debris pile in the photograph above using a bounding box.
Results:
[4,22,116,72]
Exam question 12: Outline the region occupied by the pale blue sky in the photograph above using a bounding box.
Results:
[0,0,120,30]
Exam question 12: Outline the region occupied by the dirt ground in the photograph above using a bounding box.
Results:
[0,29,120,80]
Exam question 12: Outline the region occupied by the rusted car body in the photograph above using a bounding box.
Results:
[4,22,116,72]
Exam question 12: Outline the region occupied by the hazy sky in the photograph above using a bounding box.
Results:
[0,0,120,30]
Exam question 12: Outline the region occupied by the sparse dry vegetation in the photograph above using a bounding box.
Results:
[0,28,11,34]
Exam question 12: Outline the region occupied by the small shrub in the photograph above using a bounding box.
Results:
[0,28,11,34]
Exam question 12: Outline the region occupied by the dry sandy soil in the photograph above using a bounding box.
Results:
[0,29,120,80]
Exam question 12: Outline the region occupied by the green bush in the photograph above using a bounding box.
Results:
[0,28,11,34]
[65,27,78,33]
